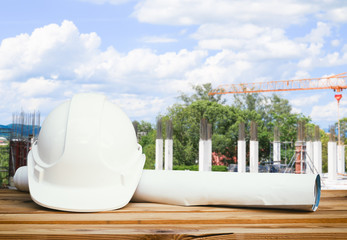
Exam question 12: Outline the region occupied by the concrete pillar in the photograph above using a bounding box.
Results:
[155,119,163,170]
[164,120,173,171]
[155,139,163,170]
[328,141,337,180]
[199,140,212,171]
[237,122,246,173]
[164,139,173,170]
[273,126,281,166]
[249,121,258,173]
[238,140,246,172]
[273,141,281,165]
[306,141,314,174]
[337,145,345,174]
[206,139,212,170]
[199,119,212,171]
[313,141,322,174]
[249,140,258,173]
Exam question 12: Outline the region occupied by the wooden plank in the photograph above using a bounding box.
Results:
[0,189,346,239]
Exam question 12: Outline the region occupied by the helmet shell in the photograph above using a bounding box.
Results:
[28,93,145,212]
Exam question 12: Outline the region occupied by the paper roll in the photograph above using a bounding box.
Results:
[133,170,321,211]
[13,166,29,192]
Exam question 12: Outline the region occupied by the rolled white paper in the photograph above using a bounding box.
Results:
[13,166,29,192]
[133,170,321,211]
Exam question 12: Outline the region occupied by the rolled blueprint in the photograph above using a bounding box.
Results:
[14,167,321,211]
[133,170,321,211]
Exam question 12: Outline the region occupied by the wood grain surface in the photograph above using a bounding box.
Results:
[0,189,346,239]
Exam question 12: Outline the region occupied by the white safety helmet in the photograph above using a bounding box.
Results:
[27,93,145,212]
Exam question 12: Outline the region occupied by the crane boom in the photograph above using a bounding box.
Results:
[209,72,347,95]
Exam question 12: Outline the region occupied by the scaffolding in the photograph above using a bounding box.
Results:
[0,111,40,187]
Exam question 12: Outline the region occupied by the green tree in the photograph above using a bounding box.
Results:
[233,92,266,112]
[335,117,347,171]
[143,83,312,168]
[321,129,329,173]
[135,121,155,169]
[0,145,9,186]
[138,130,156,169]
[178,83,226,105]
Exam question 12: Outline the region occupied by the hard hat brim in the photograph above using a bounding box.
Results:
[27,150,146,212]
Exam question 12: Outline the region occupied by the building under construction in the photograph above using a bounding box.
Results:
[0,111,40,186]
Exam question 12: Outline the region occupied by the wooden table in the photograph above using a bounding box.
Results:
[0,189,346,239]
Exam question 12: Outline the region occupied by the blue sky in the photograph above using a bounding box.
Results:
[1,0,347,130]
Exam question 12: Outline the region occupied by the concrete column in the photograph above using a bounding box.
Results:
[237,140,246,172]
[164,139,173,170]
[206,139,212,170]
[273,126,281,166]
[237,122,246,173]
[155,119,163,170]
[199,140,212,171]
[313,141,322,174]
[164,120,173,171]
[199,119,212,171]
[199,140,205,171]
[337,145,345,174]
[273,141,281,165]
[249,121,258,173]
[155,139,163,170]
[249,140,258,173]
[305,141,314,174]
[328,141,337,180]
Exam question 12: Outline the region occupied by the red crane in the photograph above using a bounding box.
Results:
[208,72,347,95]
[209,72,347,145]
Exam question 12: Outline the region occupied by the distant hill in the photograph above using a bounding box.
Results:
[0,124,40,139]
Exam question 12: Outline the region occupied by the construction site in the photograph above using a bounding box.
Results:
[0,74,346,239]
[0,112,40,187]
[0,74,347,188]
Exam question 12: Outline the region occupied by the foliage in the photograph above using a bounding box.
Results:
[137,122,156,169]
[335,117,347,144]
[178,83,226,105]
[0,145,9,186]
[321,128,329,173]
[173,165,228,171]
[173,165,199,171]
[139,83,314,169]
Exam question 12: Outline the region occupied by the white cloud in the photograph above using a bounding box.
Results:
[331,39,340,47]
[193,23,308,65]
[290,94,321,107]
[291,107,302,114]
[1,0,346,129]
[12,77,61,97]
[295,22,347,70]
[133,0,314,27]
[310,99,347,122]
[324,6,347,23]
[112,94,167,121]
[0,20,101,82]
[302,22,331,44]
[0,20,211,122]
[293,70,310,79]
